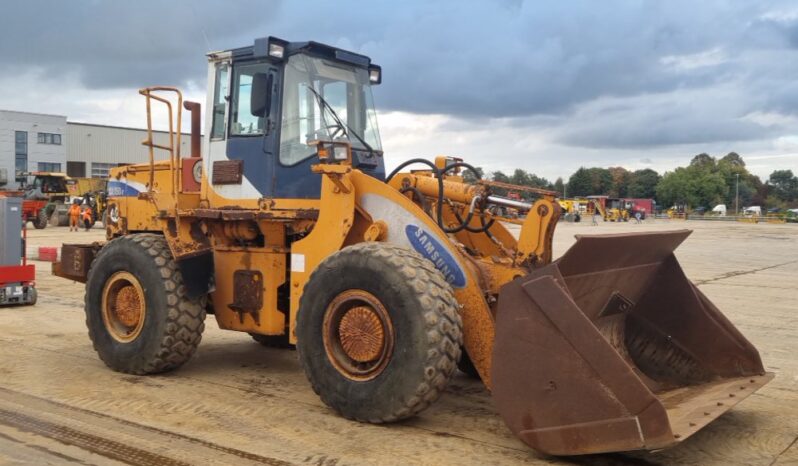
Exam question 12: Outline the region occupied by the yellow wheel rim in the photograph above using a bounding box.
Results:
[101,271,146,343]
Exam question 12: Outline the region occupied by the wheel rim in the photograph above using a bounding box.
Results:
[101,271,146,343]
[322,289,394,381]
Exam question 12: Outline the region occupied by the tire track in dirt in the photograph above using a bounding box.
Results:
[693,259,798,285]
[0,386,293,466]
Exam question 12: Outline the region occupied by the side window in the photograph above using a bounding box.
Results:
[211,64,229,140]
[230,62,270,136]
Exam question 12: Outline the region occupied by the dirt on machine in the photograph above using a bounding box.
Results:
[52,36,771,456]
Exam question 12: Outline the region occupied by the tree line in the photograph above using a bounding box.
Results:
[469,152,798,209]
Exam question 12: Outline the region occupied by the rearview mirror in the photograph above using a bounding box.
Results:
[250,72,273,118]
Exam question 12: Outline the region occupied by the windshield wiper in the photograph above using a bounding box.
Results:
[304,84,376,156]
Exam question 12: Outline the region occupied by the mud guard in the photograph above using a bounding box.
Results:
[492,230,773,455]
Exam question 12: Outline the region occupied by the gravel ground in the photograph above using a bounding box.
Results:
[0,219,796,465]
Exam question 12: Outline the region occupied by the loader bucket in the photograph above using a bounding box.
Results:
[492,230,773,456]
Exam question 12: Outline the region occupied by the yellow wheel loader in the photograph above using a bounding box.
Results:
[53,36,772,456]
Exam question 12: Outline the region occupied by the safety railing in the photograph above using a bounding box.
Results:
[139,87,183,197]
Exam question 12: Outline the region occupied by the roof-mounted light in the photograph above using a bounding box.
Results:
[253,36,289,60]
[268,42,285,59]
[368,65,382,85]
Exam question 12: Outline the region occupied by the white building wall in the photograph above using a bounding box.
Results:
[66,123,197,177]
[0,110,67,188]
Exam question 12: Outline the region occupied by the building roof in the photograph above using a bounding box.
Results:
[0,108,67,119]
[67,121,195,136]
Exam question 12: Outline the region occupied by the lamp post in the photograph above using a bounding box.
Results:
[735,173,739,215]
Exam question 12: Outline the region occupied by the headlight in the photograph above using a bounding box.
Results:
[368,65,382,84]
[268,42,285,59]
[333,145,349,161]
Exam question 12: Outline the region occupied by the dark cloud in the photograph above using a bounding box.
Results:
[1,0,798,150]
[0,0,271,88]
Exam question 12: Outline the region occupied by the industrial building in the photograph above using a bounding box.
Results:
[0,110,66,187]
[0,109,194,188]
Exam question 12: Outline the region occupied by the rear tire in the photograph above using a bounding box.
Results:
[296,242,463,423]
[32,210,48,229]
[84,233,206,375]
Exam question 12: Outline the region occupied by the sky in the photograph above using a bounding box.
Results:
[1,0,798,181]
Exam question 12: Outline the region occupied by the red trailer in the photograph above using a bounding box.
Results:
[624,198,654,219]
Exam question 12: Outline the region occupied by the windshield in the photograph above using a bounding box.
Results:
[280,54,382,165]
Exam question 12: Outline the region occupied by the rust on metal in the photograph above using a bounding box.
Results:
[212,160,243,185]
[53,243,102,283]
[139,87,183,197]
[182,101,202,158]
[338,306,386,362]
[491,230,773,455]
[322,289,394,381]
[101,271,146,343]
[228,270,263,324]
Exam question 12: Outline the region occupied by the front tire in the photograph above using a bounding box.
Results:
[32,210,48,229]
[296,242,463,423]
[85,233,206,374]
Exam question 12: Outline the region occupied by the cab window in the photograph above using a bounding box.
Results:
[230,62,270,136]
[210,64,229,140]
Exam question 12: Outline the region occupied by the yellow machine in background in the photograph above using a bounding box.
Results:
[605,207,630,222]
[53,37,771,456]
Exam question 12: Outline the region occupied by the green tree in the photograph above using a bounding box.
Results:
[656,166,726,208]
[656,168,696,207]
[567,167,593,197]
[490,170,510,183]
[769,169,798,203]
[462,166,484,184]
[553,177,565,197]
[587,167,614,195]
[608,167,631,197]
[719,152,745,168]
[716,153,759,208]
[690,153,716,170]
[567,167,613,196]
[627,168,660,198]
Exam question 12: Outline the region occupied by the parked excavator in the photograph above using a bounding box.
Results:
[53,37,771,455]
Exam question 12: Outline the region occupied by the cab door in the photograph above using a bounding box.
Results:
[205,59,281,201]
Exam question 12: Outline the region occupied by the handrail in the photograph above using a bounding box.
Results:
[138,86,183,197]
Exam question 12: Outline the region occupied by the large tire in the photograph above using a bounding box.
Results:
[32,209,48,229]
[84,233,206,375]
[48,206,60,227]
[296,242,463,423]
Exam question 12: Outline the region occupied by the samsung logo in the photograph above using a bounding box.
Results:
[405,225,466,288]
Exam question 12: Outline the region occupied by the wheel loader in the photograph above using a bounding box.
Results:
[53,36,772,456]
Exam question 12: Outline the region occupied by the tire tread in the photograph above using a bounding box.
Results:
[298,241,462,423]
[85,233,205,375]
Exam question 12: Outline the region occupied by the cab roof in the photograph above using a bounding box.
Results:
[224,36,375,69]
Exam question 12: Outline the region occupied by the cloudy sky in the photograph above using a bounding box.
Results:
[1,0,798,181]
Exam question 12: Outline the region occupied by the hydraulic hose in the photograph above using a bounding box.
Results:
[440,161,495,234]
[387,158,495,234]
[386,159,445,231]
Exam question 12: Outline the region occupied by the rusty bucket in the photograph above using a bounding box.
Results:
[492,230,772,455]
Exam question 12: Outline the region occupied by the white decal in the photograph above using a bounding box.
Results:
[291,253,306,273]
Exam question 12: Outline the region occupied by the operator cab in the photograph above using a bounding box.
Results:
[204,37,385,201]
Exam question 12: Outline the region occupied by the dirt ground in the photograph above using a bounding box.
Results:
[0,219,796,465]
